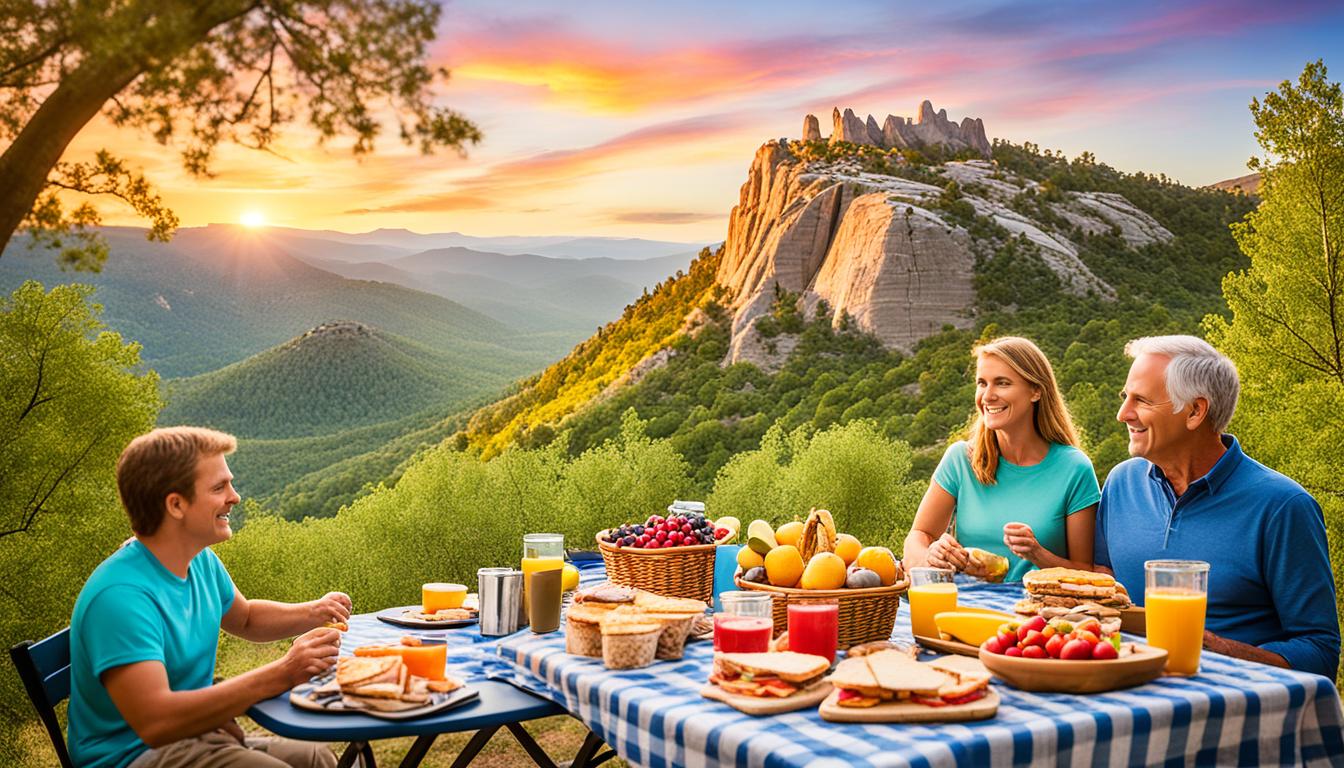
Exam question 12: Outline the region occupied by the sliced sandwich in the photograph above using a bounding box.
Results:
[1017,567,1131,615]
[707,652,830,699]
[335,656,432,711]
[826,649,990,708]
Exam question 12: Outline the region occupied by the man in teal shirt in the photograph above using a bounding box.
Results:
[68,427,349,768]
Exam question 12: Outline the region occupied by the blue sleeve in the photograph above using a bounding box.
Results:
[1258,493,1340,678]
[1093,479,1113,571]
[203,548,236,613]
[932,442,966,497]
[81,587,166,678]
[1064,450,1102,515]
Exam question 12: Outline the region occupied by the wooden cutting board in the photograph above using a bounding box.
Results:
[700,681,833,715]
[818,688,999,723]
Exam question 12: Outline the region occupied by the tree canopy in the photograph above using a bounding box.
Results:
[0,0,480,270]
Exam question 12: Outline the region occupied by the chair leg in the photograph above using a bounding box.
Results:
[336,741,369,768]
[447,726,501,768]
[566,729,613,768]
[505,721,559,768]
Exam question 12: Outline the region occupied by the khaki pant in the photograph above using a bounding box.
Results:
[128,729,337,768]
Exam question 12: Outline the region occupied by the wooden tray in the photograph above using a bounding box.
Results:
[1119,607,1146,636]
[818,688,999,723]
[700,681,832,715]
[978,643,1168,693]
[913,634,979,657]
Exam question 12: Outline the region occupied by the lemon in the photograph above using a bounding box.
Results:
[737,546,765,571]
[561,563,580,592]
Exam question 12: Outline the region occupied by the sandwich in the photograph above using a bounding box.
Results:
[322,620,349,631]
[1016,567,1131,616]
[826,649,990,708]
[706,652,830,699]
[334,656,460,712]
[963,548,1009,583]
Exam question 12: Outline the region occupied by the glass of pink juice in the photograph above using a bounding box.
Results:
[787,600,839,663]
[713,614,773,652]
[715,591,773,652]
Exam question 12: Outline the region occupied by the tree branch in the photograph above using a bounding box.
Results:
[0,430,106,539]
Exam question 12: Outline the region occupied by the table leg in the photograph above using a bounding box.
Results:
[335,741,380,768]
[447,725,501,768]
[397,734,438,768]
[506,721,560,768]
[567,728,616,768]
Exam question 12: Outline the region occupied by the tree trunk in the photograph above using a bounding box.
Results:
[0,0,258,258]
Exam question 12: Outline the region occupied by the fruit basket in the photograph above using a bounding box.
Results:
[732,576,908,649]
[596,533,725,604]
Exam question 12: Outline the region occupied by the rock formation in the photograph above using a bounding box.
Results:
[815,101,991,159]
[802,114,821,142]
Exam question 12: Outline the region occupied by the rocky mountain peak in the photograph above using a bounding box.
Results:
[810,101,992,159]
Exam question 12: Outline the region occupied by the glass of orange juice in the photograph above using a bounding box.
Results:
[1144,560,1209,676]
[422,583,466,613]
[908,566,957,639]
[522,533,564,633]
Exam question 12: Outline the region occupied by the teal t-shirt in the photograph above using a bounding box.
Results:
[68,540,235,768]
[933,440,1100,582]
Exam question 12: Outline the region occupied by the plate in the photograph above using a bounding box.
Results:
[376,606,479,630]
[913,634,980,657]
[818,687,999,723]
[289,671,479,720]
[978,643,1168,693]
[701,680,832,715]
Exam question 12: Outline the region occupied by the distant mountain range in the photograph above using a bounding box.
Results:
[251,225,707,261]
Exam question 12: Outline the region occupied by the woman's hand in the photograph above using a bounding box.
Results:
[1002,522,1044,564]
[926,533,969,571]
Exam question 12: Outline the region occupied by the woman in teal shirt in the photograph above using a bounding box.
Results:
[903,336,1100,582]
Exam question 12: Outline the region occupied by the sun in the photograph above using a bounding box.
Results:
[240,210,266,228]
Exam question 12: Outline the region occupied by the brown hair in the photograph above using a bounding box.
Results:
[116,427,237,536]
[967,337,1080,485]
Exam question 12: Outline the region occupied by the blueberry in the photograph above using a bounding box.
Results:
[622,536,635,546]
[634,525,644,535]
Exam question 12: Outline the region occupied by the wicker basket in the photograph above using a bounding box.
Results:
[733,575,908,649]
[596,530,724,603]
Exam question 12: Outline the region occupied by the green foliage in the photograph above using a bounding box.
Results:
[0,281,160,758]
[465,247,724,457]
[1201,61,1344,675]
[708,421,925,550]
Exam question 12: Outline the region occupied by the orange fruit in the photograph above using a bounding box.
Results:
[800,552,847,590]
[833,534,862,565]
[855,546,899,586]
[736,546,765,571]
[775,521,805,548]
[764,544,805,588]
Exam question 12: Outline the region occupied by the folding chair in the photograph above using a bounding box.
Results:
[10,627,75,768]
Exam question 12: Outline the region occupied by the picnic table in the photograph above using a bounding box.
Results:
[491,563,1344,767]
[247,610,613,768]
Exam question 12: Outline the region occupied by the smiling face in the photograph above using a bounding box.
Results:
[1117,352,1191,463]
[975,353,1039,435]
[167,453,241,547]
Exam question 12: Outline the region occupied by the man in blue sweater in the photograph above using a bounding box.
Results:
[1095,335,1339,678]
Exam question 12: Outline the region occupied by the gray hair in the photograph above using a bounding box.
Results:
[1124,335,1239,432]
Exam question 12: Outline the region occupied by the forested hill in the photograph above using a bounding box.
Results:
[456,141,1256,485]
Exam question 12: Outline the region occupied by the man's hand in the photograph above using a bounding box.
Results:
[308,592,352,630]
[274,628,342,688]
[927,533,968,571]
[220,719,247,745]
[1002,522,1044,563]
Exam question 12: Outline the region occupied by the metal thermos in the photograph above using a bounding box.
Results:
[478,567,526,636]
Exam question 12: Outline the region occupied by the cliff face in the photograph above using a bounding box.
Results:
[715,123,1174,366]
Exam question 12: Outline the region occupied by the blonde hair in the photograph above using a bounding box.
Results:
[116,426,237,536]
[967,337,1080,485]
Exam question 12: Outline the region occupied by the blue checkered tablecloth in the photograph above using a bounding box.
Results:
[490,562,1344,767]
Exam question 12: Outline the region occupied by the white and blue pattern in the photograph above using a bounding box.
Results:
[490,562,1344,767]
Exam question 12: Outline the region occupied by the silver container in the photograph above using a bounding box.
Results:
[478,567,526,636]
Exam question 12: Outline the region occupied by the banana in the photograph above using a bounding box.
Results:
[800,512,819,561]
[814,509,837,553]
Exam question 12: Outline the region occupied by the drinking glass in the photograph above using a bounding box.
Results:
[908,566,957,638]
[522,533,564,633]
[1145,560,1209,675]
[787,598,839,663]
[421,582,466,613]
[714,591,773,652]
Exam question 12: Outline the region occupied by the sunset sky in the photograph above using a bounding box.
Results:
[68,0,1344,242]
